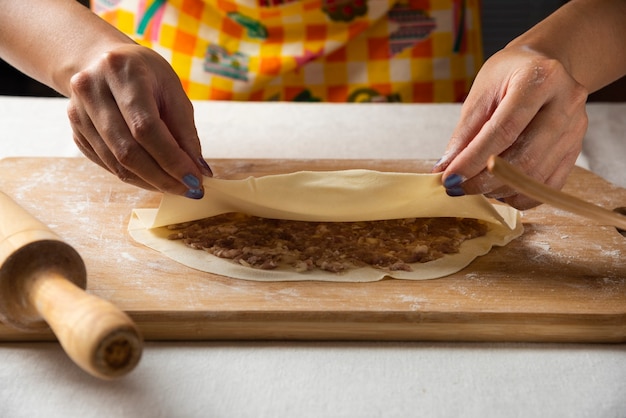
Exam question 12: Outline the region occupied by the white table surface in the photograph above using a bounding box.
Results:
[1,97,625,418]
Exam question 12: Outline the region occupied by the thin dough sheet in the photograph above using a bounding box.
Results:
[128,170,523,282]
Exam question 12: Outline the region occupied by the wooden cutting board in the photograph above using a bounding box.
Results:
[1,157,625,343]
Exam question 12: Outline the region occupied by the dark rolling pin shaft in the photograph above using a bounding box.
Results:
[0,191,143,379]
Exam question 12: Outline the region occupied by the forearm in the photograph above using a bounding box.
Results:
[506,0,626,93]
[0,0,135,96]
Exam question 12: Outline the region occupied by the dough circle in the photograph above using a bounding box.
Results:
[128,170,523,282]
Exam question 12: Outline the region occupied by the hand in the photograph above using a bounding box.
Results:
[67,44,212,198]
[432,46,589,210]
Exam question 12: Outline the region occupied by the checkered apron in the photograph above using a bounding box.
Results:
[93,0,482,102]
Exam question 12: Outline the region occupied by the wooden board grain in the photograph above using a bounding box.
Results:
[1,157,625,343]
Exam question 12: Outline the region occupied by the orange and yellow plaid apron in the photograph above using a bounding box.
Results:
[93,0,482,102]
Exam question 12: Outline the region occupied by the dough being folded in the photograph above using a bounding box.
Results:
[128,169,523,282]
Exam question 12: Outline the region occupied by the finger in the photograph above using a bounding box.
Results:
[502,149,579,210]
[466,134,581,203]
[67,89,159,191]
[158,86,212,177]
[68,100,100,164]
[479,134,581,205]
[74,132,156,190]
[69,102,156,191]
[503,89,586,179]
[68,96,121,173]
[432,90,498,173]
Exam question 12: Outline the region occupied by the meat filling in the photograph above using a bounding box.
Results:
[167,213,488,273]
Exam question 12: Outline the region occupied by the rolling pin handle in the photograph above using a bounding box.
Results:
[27,269,143,379]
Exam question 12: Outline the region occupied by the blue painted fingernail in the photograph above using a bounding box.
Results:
[446,186,465,197]
[183,174,201,189]
[185,188,204,199]
[443,173,464,189]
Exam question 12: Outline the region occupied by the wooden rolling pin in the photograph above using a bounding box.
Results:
[0,191,142,379]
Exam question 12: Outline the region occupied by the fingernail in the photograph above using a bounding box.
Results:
[198,157,213,177]
[443,173,465,189]
[445,186,465,197]
[183,174,201,189]
[183,174,204,199]
[185,188,204,199]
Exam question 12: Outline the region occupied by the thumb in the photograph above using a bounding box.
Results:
[159,84,212,177]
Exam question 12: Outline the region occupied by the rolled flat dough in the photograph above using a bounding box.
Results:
[128,170,523,282]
